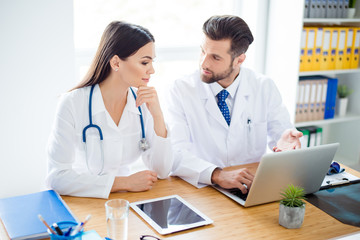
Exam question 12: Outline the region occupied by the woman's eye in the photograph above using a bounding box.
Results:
[142,62,149,65]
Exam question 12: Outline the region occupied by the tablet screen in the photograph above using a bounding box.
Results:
[130,195,213,235]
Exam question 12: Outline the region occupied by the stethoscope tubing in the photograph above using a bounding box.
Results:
[82,85,148,175]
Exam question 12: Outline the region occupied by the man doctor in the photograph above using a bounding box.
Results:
[168,15,303,194]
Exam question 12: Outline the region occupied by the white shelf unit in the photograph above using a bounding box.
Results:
[265,0,360,167]
[299,68,360,76]
[303,18,360,24]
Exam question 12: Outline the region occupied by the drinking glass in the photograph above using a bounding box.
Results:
[105,199,129,240]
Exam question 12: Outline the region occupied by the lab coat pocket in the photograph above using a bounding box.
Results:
[247,121,267,156]
[77,133,124,174]
[120,131,142,164]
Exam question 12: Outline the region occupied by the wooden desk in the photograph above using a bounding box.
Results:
[1,163,359,239]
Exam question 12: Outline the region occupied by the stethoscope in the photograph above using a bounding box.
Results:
[82,85,149,175]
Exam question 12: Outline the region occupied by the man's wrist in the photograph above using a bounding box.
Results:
[211,168,222,184]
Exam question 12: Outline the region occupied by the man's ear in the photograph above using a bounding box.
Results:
[233,53,246,67]
[110,55,121,71]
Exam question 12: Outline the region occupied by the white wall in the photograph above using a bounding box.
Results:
[265,0,304,123]
[0,0,75,198]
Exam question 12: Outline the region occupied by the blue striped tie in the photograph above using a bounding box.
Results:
[217,90,231,126]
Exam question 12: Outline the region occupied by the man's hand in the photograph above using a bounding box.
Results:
[211,168,254,194]
[273,129,303,152]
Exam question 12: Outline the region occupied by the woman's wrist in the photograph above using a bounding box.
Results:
[111,176,129,192]
[153,115,167,138]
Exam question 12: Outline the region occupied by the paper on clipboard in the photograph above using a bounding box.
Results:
[321,171,360,187]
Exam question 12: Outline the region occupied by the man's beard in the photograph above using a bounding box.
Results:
[200,64,234,84]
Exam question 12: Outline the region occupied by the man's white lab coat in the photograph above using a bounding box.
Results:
[168,68,293,187]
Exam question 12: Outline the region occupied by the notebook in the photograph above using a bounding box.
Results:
[0,190,77,240]
[212,143,339,207]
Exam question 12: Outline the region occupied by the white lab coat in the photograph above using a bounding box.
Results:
[46,84,173,199]
[168,68,293,188]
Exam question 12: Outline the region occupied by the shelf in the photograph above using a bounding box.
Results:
[299,68,360,76]
[303,18,360,24]
[295,113,360,127]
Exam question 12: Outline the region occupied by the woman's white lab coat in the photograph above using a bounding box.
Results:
[46,84,173,199]
[168,68,293,188]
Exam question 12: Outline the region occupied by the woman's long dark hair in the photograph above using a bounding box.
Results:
[72,21,154,90]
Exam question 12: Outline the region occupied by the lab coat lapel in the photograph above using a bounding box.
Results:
[229,70,251,131]
[90,84,117,130]
[198,80,229,130]
[126,88,141,116]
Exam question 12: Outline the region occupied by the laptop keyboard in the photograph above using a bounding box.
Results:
[229,188,248,201]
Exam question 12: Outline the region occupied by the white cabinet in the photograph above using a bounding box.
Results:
[265,0,360,168]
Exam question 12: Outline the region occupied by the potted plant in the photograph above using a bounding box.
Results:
[279,184,306,229]
[337,84,353,117]
[348,0,357,18]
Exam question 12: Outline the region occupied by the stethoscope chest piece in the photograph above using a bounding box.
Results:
[139,138,150,151]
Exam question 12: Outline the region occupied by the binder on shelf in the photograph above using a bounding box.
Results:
[303,80,312,121]
[324,77,338,119]
[309,0,318,18]
[297,126,323,147]
[309,80,318,121]
[320,0,327,18]
[297,127,310,148]
[0,190,77,240]
[316,127,323,145]
[343,0,350,18]
[314,27,324,71]
[337,0,344,18]
[351,28,360,69]
[320,28,332,70]
[335,28,346,69]
[315,79,323,120]
[296,81,306,122]
[344,28,354,69]
[329,28,339,70]
[319,79,328,120]
[326,0,337,18]
[305,28,316,71]
[307,126,318,147]
[300,28,307,72]
[304,0,310,18]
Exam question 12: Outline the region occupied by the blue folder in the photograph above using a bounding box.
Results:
[0,190,77,240]
[324,77,338,119]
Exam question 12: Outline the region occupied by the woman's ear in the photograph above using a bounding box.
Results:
[110,55,121,72]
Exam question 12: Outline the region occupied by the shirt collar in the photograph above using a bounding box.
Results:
[90,84,140,116]
[209,71,241,99]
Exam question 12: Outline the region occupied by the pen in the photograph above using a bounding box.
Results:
[37,214,57,235]
[247,118,251,132]
[70,214,91,236]
[52,223,63,235]
[64,227,73,237]
[319,179,360,190]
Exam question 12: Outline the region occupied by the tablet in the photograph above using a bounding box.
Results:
[130,195,213,235]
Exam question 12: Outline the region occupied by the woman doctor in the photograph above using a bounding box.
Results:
[46,21,173,199]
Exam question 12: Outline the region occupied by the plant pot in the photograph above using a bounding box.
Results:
[347,8,356,18]
[279,203,305,229]
[337,98,348,117]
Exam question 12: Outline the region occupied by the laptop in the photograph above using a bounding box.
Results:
[212,143,339,207]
